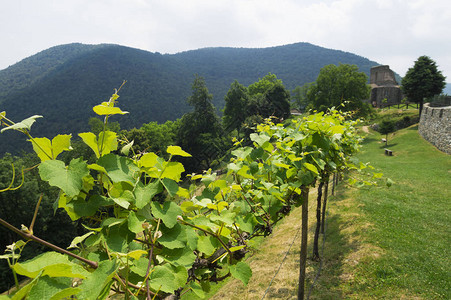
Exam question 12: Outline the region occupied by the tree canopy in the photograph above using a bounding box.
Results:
[291,82,314,111]
[401,56,446,115]
[247,73,291,120]
[178,76,225,172]
[306,64,371,116]
[223,80,249,137]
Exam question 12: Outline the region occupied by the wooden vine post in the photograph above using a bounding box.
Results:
[298,186,309,300]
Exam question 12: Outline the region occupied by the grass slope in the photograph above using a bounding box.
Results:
[210,124,450,299]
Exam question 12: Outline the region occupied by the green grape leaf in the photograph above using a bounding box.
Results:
[185,227,198,250]
[230,245,246,252]
[312,133,330,151]
[93,102,128,116]
[68,232,95,249]
[373,172,383,179]
[49,288,81,300]
[176,187,190,198]
[227,162,240,172]
[197,235,219,256]
[159,223,187,249]
[110,190,134,209]
[166,145,191,157]
[292,132,306,141]
[79,131,118,158]
[97,154,138,183]
[262,141,274,153]
[172,265,188,288]
[229,261,252,285]
[59,194,111,221]
[189,281,205,298]
[28,276,77,300]
[274,161,290,169]
[249,161,259,174]
[237,165,256,180]
[30,134,72,161]
[109,181,134,208]
[231,147,253,159]
[77,260,117,300]
[0,115,42,133]
[9,272,41,300]
[121,140,134,155]
[161,247,196,267]
[134,181,163,209]
[126,250,147,260]
[287,167,297,179]
[151,201,183,228]
[149,265,177,293]
[127,211,145,234]
[303,162,319,175]
[39,158,89,198]
[313,157,326,170]
[105,224,134,253]
[250,147,264,160]
[210,210,236,226]
[250,133,270,146]
[130,257,149,277]
[160,178,179,197]
[13,252,90,279]
[236,214,258,233]
[180,201,196,213]
[331,125,345,135]
[49,287,81,300]
[138,152,159,168]
[160,161,185,182]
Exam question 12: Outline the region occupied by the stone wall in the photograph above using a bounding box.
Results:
[419,103,451,154]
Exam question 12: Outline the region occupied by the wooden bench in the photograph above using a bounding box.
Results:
[384,149,393,156]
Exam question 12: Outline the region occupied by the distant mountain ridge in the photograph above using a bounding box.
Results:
[444,83,451,94]
[0,42,381,154]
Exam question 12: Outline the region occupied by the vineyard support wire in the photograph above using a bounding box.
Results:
[306,205,328,300]
[261,178,335,300]
[307,176,335,300]
[261,223,301,300]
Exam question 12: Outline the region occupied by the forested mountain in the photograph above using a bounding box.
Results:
[0,42,381,154]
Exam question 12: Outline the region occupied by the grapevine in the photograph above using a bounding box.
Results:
[0,87,383,299]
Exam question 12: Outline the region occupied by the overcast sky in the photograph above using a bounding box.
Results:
[1,0,450,81]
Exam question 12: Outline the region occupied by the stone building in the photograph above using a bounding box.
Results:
[369,65,403,108]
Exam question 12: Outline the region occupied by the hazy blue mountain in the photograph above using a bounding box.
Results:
[0,42,382,154]
[443,83,451,94]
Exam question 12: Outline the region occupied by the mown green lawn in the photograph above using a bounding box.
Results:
[338,125,451,299]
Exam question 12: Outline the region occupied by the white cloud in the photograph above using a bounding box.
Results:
[0,0,449,80]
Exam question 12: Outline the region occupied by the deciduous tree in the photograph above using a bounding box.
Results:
[247,73,291,121]
[401,56,446,116]
[307,64,371,116]
[223,80,249,137]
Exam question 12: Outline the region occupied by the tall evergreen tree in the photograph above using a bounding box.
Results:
[402,56,446,116]
[178,76,224,172]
